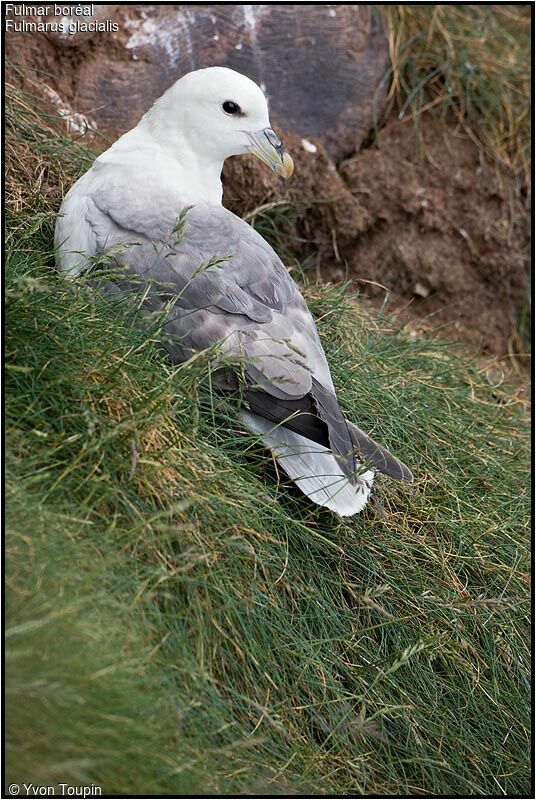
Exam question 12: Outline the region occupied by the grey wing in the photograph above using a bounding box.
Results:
[86,191,358,477]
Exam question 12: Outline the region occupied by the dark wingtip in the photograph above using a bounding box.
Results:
[399,464,414,484]
[346,420,414,484]
[377,457,414,484]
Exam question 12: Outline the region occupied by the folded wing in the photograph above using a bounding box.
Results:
[78,182,410,513]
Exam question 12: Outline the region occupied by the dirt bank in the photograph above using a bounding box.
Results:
[335,119,530,356]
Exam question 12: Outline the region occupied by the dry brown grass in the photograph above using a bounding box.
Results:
[380,4,531,194]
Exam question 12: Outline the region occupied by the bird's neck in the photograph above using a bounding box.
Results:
[174,151,224,206]
[137,119,224,205]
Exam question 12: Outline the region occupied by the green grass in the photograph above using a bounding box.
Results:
[5,78,531,795]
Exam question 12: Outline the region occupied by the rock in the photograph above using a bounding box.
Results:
[5,3,390,160]
[413,281,431,298]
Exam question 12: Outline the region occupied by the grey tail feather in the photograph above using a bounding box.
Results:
[346,420,414,483]
[310,378,355,478]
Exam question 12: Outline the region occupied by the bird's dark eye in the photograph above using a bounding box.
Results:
[222,100,241,115]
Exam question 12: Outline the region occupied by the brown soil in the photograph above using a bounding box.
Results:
[335,120,530,357]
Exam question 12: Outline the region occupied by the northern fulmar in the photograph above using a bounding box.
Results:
[55,67,412,515]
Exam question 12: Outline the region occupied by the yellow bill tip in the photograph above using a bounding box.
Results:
[276,152,294,179]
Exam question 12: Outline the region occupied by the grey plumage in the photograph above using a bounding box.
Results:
[55,66,413,516]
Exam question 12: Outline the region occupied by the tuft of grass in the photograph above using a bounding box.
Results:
[5,76,98,215]
[5,69,531,796]
[378,4,531,194]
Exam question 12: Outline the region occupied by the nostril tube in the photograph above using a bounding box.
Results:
[264,128,283,153]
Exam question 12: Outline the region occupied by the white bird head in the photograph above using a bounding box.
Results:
[142,66,294,179]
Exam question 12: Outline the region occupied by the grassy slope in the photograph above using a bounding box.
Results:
[5,83,531,795]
